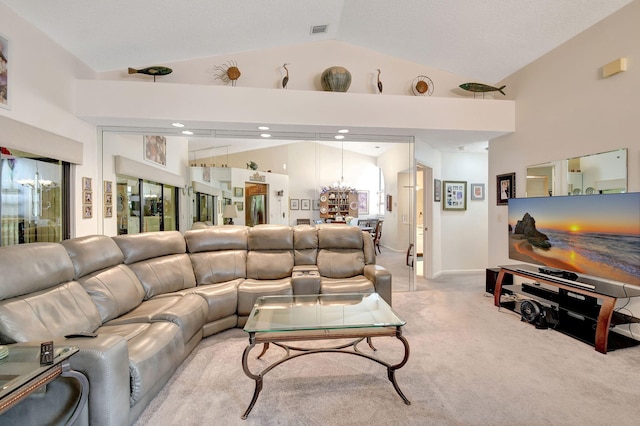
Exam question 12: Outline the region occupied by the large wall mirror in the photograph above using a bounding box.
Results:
[526,148,627,197]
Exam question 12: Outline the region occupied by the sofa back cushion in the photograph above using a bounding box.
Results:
[0,243,74,300]
[113,230,186,264]
[190,251,247,285]
[0,281,101,343]
[60,235,124,278]
[185,226,248,253]
[78,265,146,323]
[246,225,294,279]
[293,225,318,265]
[129,254,197,299]
[316,226,365,278]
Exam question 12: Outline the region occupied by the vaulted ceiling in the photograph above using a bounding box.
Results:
[2,0,632,155]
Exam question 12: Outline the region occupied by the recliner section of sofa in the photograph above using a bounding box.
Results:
[0,224,391,425]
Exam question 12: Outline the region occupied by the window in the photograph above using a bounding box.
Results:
[116,175,177,234]
[1,147,69,245]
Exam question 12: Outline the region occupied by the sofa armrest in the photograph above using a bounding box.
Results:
[62,334,130,426]
[364,264,392,306]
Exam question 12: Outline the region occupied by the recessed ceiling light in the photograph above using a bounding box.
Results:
[182,130,193,135]
[172,122,184,127]
[260,133,271,138]
[375,146,380,149]
[334,135,345,140]
[258,126,270,130]
[338,129,349,133]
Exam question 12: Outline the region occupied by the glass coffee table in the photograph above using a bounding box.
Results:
[241,293,410,419]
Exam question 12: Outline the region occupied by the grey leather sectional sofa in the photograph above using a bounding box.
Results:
[0,224,391,425]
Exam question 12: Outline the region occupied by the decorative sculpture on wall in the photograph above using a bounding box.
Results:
[127,66,172,82]
[246,161,258,170]
[213,60,241,86]
[320,66,351,92]
[282,63,290,89]
[459,82,506,97]
[411,75,434,96]
[376,69,383,94]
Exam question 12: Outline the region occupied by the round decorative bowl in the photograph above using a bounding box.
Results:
[321,66,352,92]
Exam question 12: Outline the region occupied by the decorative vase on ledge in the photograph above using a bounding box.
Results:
[320,66,352,92]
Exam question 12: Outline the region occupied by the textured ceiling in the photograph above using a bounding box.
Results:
[1,0,632,155]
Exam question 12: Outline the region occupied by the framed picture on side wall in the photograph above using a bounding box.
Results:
[470,183,485,200]
[496,173,516,205]
[289,199,299,210]
[0,33,10,109]
[443,181,467,211]
[144,135,167,166]
[434,179,441,202]
[357,191,369,215]
[301,199,311,210]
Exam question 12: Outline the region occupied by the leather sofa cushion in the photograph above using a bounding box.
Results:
[184,226,248,253]
[318,225,363,249]
[129,253,197,299]
[237,278,293,316]
[317,250,365,278]
[246,250,294,280]
[320,276,375,295]
[0,281,101,343]
[78,264,146,323]
[248,225,293,250]
[0,243,74,300]
[190,281,239,322]
[189,250,247,284]
[61,234,124,278]
[113,230,186,264]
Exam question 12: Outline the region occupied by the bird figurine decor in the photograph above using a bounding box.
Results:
[459,82,506,97]
[282,63,290,89]
[376,69,383,94]
[127,66,172,82]
[213,60,241,86]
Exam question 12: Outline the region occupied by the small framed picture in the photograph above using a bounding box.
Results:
[301,199,311,210]
[83,190,93,204]
[1,33,10,110]
[312,199,320,210]
[104,180,112,193]
[82,177,92,191]
[104,193,113,205]
[83,204,93,219]
[386,194,393,212]
[470,183,485,200]
[202,167,211,182]
[290,198,299,210]
[104,205,113,218]
[234,187,244,197]
[144,135,167,166]
[234,201,244,211]
[443,181,467,211]
[434,179,441,202]
[496,173,516,205]
[357,191,369,215]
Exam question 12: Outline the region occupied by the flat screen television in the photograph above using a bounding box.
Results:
[508,192,640,287]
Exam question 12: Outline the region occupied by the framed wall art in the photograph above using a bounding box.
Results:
[434,179,441,202]
[470,183,485,200]
[144,135,167,166]
[312,199,320,210]
[234,187,243,197]
[289,198,299,210]
[357,190,369,215]
[443,181,467,211]
[496,173,516,205]
[82,177,92,191]
[386,194,392,212]
[301,199,311,210]
[234,201,244,211]
[0,33,9,109]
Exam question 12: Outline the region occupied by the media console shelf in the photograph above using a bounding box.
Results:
[494,264,640,354]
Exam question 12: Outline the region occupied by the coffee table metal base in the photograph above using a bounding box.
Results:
[241,326,410,420]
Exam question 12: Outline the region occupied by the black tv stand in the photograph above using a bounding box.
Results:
[494,264,640,354]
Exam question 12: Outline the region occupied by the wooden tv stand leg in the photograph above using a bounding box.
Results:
[494,269,507,307]
[595,297,616,354]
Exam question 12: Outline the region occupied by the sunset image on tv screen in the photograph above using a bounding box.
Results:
[508,193,640,286]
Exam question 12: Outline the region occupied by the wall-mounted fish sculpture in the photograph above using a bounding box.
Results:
[459,82,506,96]
[128,66,173,82]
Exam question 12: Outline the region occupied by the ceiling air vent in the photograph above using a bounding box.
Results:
[311,24,328,35]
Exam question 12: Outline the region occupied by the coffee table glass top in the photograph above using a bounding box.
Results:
[0,345,78,400]
[244,293,406,333]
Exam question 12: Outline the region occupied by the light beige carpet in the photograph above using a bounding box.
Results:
[134,273,640,425]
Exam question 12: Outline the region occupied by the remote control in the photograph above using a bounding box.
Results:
[40,341,54,365]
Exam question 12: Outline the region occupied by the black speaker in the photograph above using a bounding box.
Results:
[486,268,513,294]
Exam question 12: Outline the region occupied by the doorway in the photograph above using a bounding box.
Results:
[246,183,267,226]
